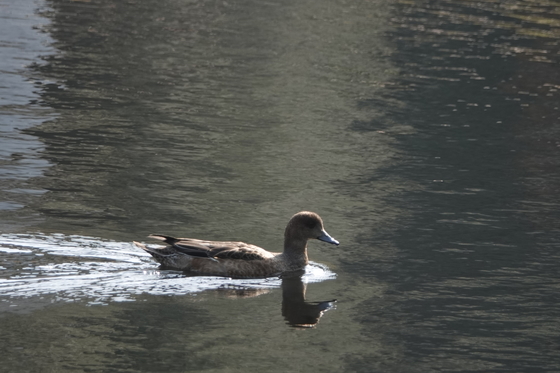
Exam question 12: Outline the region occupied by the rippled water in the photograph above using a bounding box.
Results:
[0,233,335,306]
[1,0,560,372]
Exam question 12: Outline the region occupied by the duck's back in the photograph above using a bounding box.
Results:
[149,235,276,260]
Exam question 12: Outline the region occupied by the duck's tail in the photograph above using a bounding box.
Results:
[133,241,167,258]
[133,241,193,270]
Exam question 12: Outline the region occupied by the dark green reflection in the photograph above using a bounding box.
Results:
[281,270,336,328]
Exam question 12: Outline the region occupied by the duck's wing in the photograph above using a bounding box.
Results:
[148,235,274,261]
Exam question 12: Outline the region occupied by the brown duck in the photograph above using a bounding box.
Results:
[133,211,339,278]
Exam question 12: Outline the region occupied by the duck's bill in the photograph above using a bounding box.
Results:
[317,230,340,245]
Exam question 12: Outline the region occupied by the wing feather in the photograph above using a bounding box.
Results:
[148,235,274,261]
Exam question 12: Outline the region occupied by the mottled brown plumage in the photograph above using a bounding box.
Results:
[133,211,339,278]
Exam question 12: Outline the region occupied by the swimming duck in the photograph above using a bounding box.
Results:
[133,211,339,278]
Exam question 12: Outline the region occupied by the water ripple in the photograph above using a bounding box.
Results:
[0,233,335,308]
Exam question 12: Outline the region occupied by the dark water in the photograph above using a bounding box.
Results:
[1,0,560,371]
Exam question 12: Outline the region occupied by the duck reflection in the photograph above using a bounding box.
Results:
[212,270,336,328]
[179,269,336,327]
[280,270,336,328]
[216,286,272,298]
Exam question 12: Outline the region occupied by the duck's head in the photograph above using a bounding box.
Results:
[285,211,339,246]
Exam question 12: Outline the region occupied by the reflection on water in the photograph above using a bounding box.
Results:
[1,0,560,371]
[281,270,336,328]
[0,1,54,231]
[352,1,560,371]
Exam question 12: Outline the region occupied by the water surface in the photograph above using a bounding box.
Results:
[1,0,560,372]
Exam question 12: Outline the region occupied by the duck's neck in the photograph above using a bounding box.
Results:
[283,232,309,267]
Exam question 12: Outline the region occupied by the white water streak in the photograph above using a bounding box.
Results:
[0,233,336,305]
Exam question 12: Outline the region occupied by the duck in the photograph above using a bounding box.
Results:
[133,211,339,278]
